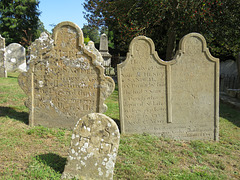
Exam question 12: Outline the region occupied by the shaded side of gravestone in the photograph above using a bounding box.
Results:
[6,43,26,72]
[118,33,219,141]
[18,21,115,129]
[62,113,120,180]
[117,36,174,135]
[0,35,7,78]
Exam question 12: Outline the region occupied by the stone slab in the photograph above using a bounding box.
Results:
[62,113,120,180]
[118,33,219,141]
[18,22,115,129]
[6,43,26,72]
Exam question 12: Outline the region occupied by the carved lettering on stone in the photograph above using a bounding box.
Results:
[118,33,219,141]
[62,113,120,180]
[18,21,115,129]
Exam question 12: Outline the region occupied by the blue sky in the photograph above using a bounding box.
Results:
[39,0,87,32]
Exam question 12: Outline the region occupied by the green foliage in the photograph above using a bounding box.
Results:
[83,0,240,60]
[84,36,91,45]
[0,0,41,47]
[82,24,100,44]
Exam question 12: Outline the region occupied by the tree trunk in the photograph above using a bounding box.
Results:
[165,0,178,61]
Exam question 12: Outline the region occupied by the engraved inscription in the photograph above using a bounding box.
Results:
[118,34,219,141]
[62,113,120,180]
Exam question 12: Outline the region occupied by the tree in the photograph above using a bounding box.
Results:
[83,0,240,60]
[82,24,100,44]
[0,0,41,47]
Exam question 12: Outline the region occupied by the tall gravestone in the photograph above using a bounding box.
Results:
[6,43,26,72]
[118,33,219,141]
[0,35,7,78]
[99,34,112,67]
[18,21,115,129]
[62,113,120,180]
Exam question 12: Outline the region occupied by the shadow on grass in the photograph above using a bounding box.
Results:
[220,103,240,127]
[0,106,28,124]
[36,153,67,173]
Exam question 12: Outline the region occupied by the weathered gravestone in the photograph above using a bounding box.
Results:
[6,43,26,72]
[0,35,7,78]
[85,41,104,66]
[62,113,120,180]
[118,33,219,141]
[99,33,112,67]
[18,21,115,129]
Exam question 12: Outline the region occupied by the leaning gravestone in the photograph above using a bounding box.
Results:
[118,33,219,141]
[62,113,120,180]
[18,21,115,128]
[0,35,7,77]
[6,43,26,72]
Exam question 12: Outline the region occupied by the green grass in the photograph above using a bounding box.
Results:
[0,73,240,179]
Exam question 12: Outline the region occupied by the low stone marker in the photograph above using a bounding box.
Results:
[0,35,7,78]
[62,113,120,180]
[6,43,26,72]
[118,33,219,141]
[18,21,115,129]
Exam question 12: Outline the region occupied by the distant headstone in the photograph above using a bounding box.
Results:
[18,21,115,128]
[220,60,238,76]
[62,113,120,180]
[237,53,240,88]
[118,33,219,141]
[99,34,112,67]
[0,35,7,78]
[85,41,104,66]
[6,43,26,72]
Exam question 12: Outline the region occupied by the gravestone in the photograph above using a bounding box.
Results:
[6,43,26,72]
[99,33,112,67]
[220,60,238,76]
[237,53,240,88]
[118,33,219,141]
[0,35,7,78]
[62,113,120,180]
[18,21,115,129]
[85,41,104,66]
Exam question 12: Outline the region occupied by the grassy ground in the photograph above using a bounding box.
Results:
[0,72,239,179]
